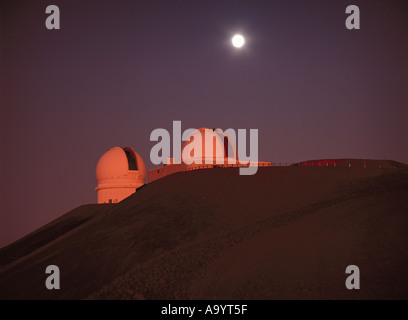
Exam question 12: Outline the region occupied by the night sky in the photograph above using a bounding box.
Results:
[1,0,407,247]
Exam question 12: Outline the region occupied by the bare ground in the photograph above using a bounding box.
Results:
[1,162,407,299]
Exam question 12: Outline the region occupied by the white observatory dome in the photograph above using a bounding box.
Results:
[181,128,237,165]
[95,147,146,203]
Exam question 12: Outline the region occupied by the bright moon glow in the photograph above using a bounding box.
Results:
[232,34,245,48]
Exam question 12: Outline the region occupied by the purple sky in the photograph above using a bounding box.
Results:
[1,0,407,248]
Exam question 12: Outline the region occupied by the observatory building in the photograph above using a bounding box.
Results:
[148,127,240,182]
[95,147,146,204]
[181,128,237,165]
[95,128,271,203]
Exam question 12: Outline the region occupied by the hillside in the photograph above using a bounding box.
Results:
[1,161,408,299]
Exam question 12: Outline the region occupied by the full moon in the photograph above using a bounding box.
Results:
[232,34,245,48]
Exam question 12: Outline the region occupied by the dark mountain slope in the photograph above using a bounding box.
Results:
[1,162,407,299]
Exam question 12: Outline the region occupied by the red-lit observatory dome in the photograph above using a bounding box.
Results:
[95,147,146,204]
[181,128,237,165]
